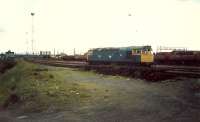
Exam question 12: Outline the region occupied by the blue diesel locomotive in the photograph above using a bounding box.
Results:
[87,46,154,65]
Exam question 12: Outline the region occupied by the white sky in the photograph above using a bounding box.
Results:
[0,0,200,54]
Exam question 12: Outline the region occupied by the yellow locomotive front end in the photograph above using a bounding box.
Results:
[132,46,154,64]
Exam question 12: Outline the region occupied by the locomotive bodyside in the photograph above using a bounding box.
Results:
[87,46,154,65]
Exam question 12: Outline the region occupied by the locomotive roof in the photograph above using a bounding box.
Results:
[91,46,152,51]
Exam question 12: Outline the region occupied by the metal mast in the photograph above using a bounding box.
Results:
[31,12,35,54]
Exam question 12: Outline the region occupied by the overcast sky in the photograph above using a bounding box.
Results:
[0,0,200,54]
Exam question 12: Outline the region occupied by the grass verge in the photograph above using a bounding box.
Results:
[0,60,105,113]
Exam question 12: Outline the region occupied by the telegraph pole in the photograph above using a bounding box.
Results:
[31,12,35,55]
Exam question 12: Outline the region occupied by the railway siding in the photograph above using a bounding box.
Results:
[29,59,200,81]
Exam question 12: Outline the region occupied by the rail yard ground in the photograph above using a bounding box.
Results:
[32,59,200,81]
[0,60,200,122]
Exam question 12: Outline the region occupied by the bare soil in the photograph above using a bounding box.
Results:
[0,65,200,122]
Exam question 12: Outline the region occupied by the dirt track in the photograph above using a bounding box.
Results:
[0,65,200,122]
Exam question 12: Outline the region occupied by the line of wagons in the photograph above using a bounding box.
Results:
[62,45,200,66]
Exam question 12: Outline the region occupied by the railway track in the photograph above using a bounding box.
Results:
[32,60,87,68]
[30,59,200,81]
[152,65,200,77]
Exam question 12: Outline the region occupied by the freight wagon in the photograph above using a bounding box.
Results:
[155,50,200,65]
[87,46,154,65]
[62,55,86,61]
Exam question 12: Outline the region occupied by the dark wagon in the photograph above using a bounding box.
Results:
[154,50,200,65]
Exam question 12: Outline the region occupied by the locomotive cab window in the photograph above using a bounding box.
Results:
[132,50,141,55]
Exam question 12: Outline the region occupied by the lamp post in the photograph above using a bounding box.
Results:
[31,12,35,55]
